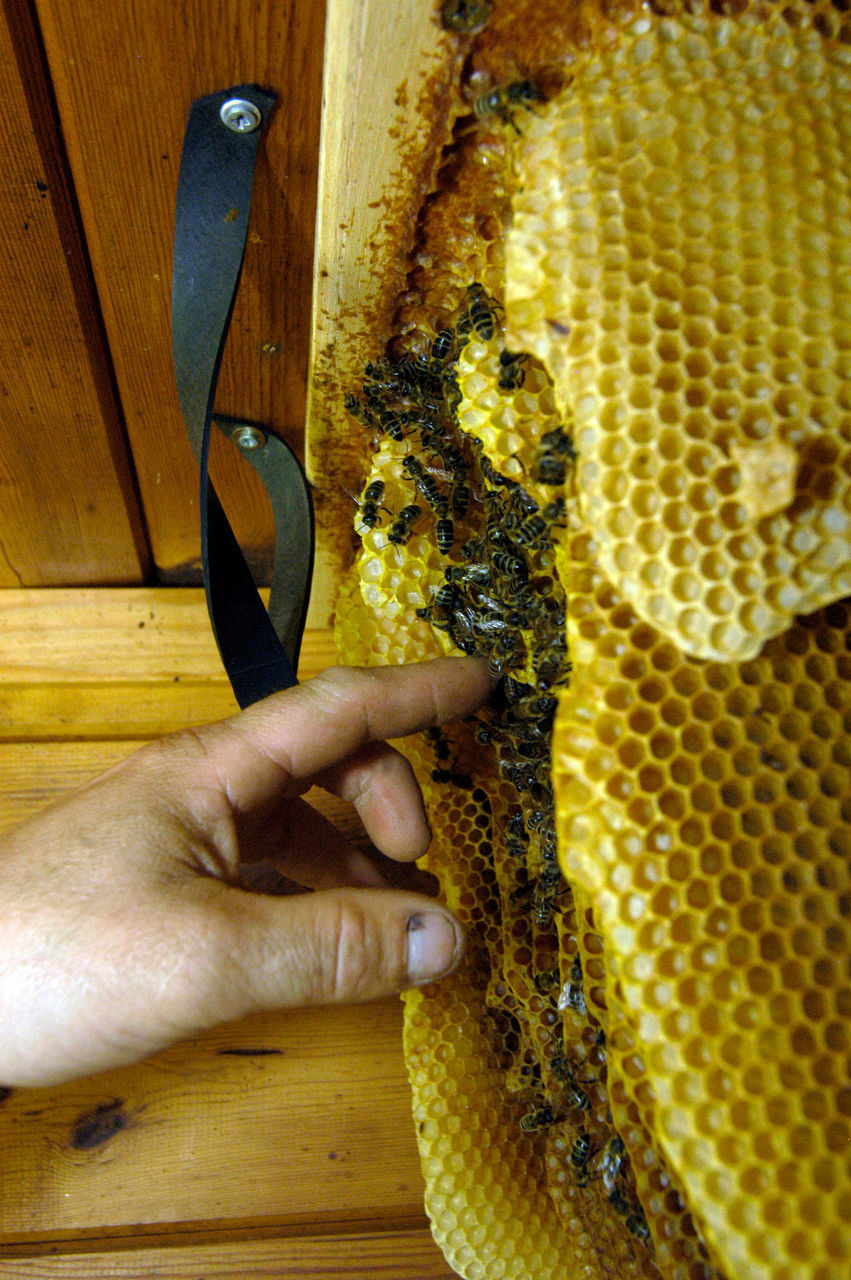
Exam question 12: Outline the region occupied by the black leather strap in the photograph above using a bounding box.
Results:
[172,85,313,707]
[214,416,314,666]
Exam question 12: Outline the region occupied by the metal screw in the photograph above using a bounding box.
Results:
[233,425,265,450]
[220,98,262,133]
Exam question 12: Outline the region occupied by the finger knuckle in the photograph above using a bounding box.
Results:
[310,663,355,693]
[321,897,402,1002]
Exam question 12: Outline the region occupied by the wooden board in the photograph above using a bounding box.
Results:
[0,1003,426,1239]
[0,588,336,740]
[0,1227,455,1277]
[0,0,149,586]
[32,0,326,584]
[305,0,461,618]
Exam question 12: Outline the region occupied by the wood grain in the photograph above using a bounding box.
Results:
[0,590,343,824]
[0,0,149,586]
[0,588,340,681]
[0,589,337,740]
[0,1227,458,1276]
[0,1003,428,1240]
[305,0,461,620]
[32,0,326,583]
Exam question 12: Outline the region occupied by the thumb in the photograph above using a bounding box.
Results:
[216,886,465,1013]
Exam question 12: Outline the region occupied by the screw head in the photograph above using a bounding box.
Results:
[233,425,265,450]
[220,98,262,133]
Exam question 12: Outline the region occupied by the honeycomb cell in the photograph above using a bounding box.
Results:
[506,10,851,660]
[554,575,851,1280]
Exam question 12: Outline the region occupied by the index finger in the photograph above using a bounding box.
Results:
[233,655,494,782]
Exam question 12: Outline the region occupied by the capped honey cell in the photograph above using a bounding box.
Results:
[506,9,851,662]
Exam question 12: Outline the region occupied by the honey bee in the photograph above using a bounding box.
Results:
[352,489,386,537]
[564,1081,592,1113]
[423,724,452,762]
[435,504,455,553]
[491,549,529,585]
[504,675,534,704]
[473,79,544,132]
[363,359,396,384]
[531,426,577,485]
[445,562,491,587]
[514,513,551,549]
[487,630,521,678]
[498,348,528,389]
[485,525,513,551]
[595,1134,626,1193]
[448,604,504,643]
[437,441,467,474]
[535,655,568,700]
[405,354,445,399]
[474,445,520,496]
[558,955,587,1016]
[356,478,387,530]
[540,832,559,876]
[431,766,474,789]
[519,1104,556,1133]
[509,485,541,519]
[533,967,560,994]
[506,692,557,724]
[608,1189,630,1217]
[626,1212,652,1247]
[506,811,526,840]
[542,495,566,524]
[440,0,491,33]
[377,408,408,442]
[502,810,529,853]
[433,581,458,617]
[533,875,566,927]
[609,1192,652,1248]
[569,1131,597,1186]
[430,326,456,364]
[402,455,444,509]
[387,503,422,545]
[500,759,548,793]
[505,834,526,861]
[508,877,534,911]
[457,283,502,342]
[442,371,462,412]
[344,392,378,429]
[524,807,552,837]
[450,482,470,519]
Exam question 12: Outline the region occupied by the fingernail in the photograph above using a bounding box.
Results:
[406,911,463,985]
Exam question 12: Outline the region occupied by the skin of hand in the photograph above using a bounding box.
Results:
[0,657,493,1088]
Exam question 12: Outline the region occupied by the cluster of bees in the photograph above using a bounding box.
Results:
[346,282,649,1250]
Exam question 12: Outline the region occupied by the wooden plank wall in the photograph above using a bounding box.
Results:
[0,0,149,586]
[0,591,457,1277]
[3,0,327,589]
[305,2,459,602]
[3,0,453,611]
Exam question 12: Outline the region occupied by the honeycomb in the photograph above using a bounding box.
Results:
[553,535,851,1280]
[330,2,851,1278]
[506,9,851,662]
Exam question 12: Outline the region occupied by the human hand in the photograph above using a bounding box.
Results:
[0,657,493,1088]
